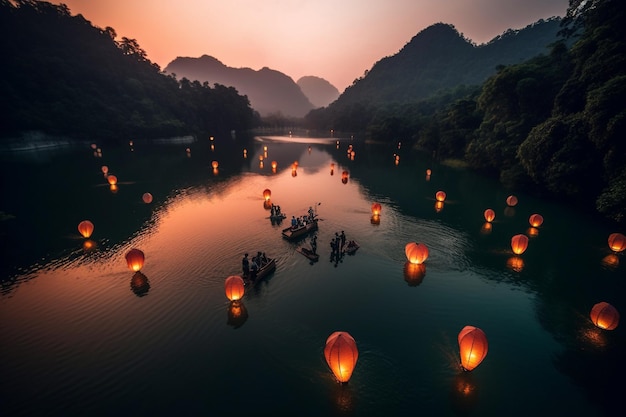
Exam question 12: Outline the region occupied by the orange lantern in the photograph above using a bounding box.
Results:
[263,189,271,201]
[608,233,626,253]
[324,331,359,383]
[458,326,488,371]
[510,234,529,255]
[77,220,94,238]
[101,165,108,175]
[435,191,446,202]
[529,214,544,227]
[371,203,382,216]
[224,275,245,301]
[107,174,117,185]
[426,169,432,176]
[506,195,518,206]
[484,209,495,223]
[212,161,219,169]
[125,248,145,272]
[405,242,429,264]
[271,161,277,169]
[142,192,153,204]
[590,302,620,330]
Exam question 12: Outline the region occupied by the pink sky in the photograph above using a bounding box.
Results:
[54,0,568,92]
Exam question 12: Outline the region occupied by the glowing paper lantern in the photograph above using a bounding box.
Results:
[212,161,219,169]
[271,161,277,169]
[142,193,153,204]
[510,234,529,255]
[263,189,271,201]
[435,191,447,202]
[77,220,94,238]
[371,203,382,216]
[484,209,495,223]
[405,242,429,264]
[125,248,145,272]
[608,233,626,253]
[506,195,518,207]
[224,275,245,301]
[101,165,108,175]
[324,331,359,383]
[529,214,544,227]
[458,326,488,371]
[426,169,432,176]
[107,174,117,185]
[590,302,620,330]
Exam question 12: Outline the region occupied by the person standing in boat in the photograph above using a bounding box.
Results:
[291,216,297,229]
[242,253,249,276]
[340,231,346,251]
[310,235,318,255]
[308,206,315,221]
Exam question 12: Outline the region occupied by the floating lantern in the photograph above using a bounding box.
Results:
[371,203,382,216]
[125,248,145,272]
[142,193,153,204]
[405,242,429,264]
[324,331,359,383]
[458,326,488,371]
[484,209,495,223]
[511,234,529,255]
[186,147,191,153]
[107,174,117,185]
[608,233,626,253]
[506,195,518,207]
[590,302,620,330]
[426,169,432,176]
[341,171,349,184]
[435,191,447,202]
[529,214,544,227]
[271,161,277,170]
[224,275,245,301]
[77,220,94,238]
[263,189,271,201]
[101,165,108,175]
[90,143,97,150]
[212,161,219,169]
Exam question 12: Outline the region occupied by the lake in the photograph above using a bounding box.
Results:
[1,134,624,417]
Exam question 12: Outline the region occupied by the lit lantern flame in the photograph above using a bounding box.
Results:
[484,209,495,223]
[212,161,219,169]
[371,203,382,216]
[435,191,446,202]
[271,161,277,170]
[125,248,145,272]
[590,302,620,330]
[224,275,245,301]
[263,189,271,201]
[506,195,518,207]
[405,242,429,264]
[142,193,153,204]
[77,220,94,238]
[101,165,108,175]
[107,174,117,185]
[324,331,359,383]
[510,234,529,255]
[458,326,488,371]
[607,232,626,253]
[529,214,544,227]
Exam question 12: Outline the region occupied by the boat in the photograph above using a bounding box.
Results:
[243,257,276,286]
[281,218,318,240]
[269,213,287,224]
[297,247,319,262]
[343,240,360,255]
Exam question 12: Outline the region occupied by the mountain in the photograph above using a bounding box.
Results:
[164,56,316,118]
[296,76,340,108]
[333,19,564,109]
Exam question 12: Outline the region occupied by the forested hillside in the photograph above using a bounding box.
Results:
[0,0,258,144]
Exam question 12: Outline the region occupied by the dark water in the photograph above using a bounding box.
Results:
[0,135,624,417]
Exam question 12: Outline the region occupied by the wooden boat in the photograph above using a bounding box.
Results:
[281,219,318,240]
[243,257,276,286]
[343,240,360,255]
[297,247,319,262]
[270,213,287,221]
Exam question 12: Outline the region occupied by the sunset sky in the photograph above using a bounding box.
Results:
[53,0,569,92]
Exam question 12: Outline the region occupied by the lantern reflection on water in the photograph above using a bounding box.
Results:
[227,300,249,328]
[324,331,359,383]
[590,302,620,330]
[507,256,525,272]
[224,275,245,301]
[125,248,145,272]
[511,234,529,255]
[403,262,426,286]
[405,242,429,264]
[130,271,150,297]
[607,233,626,253]
[458,325,488,371]
[77,220,94,238]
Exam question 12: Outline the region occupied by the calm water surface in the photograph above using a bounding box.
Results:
[1,135,624,417]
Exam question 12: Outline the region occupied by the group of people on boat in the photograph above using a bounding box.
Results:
[290,206,317,230]
[242,251,270,279]
[270,204,284,218]
[330,231,347,258]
